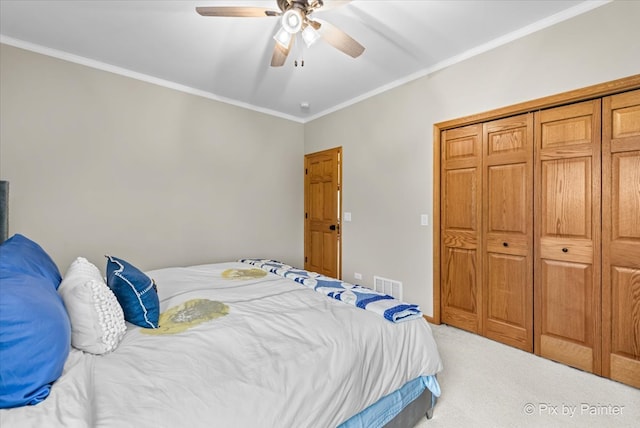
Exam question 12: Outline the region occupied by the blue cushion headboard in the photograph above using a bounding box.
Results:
[0,181,8,244]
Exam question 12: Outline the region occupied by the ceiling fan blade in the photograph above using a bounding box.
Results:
[196,7,279,18]
[271,37,295,67]
[317,20,365,58]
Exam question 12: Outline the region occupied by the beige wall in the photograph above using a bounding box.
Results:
[304,0,640,316]
[0,44,305,273]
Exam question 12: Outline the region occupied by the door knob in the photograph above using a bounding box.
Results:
[329,225,336,231]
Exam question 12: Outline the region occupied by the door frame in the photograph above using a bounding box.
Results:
[432,74,640,325]
[304,146,343,279]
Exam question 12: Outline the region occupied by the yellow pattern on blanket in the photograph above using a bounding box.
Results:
[221,268,267,279]
[141,299,229,335]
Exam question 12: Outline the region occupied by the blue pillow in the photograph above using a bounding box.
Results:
[105,256,159,328]
[0,234,62,289]
[0,273,71,408]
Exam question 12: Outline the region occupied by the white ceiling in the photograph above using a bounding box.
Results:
[0,0,608,122]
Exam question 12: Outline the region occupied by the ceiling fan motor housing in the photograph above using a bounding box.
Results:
[277,0,316,12]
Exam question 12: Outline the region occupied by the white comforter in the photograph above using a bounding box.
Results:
[1,262,442,427]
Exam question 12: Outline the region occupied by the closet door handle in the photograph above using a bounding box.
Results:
[503,242,509,247]
[562,247,569,253]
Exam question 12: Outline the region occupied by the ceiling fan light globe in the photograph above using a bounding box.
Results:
[281,9,303,33]
[301,25,321,47]
[274,27,292,48]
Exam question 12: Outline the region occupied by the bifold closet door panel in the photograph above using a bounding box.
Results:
[441,124,483,333]
[602,89,640,388]
[534,100,602,374]
[482,114,534,352]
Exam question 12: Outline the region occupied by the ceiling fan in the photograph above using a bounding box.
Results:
[196,0,365,67]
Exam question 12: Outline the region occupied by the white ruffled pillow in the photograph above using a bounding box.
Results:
[58,257,126,354]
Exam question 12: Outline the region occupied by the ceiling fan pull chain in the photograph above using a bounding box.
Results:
[294,33,305,67]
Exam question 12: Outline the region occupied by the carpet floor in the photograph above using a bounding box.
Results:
[413,323,639,428]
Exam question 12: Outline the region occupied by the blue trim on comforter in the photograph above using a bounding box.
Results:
[239,259,422,323]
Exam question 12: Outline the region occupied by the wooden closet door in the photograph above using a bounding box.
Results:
[441,124,483,333]
[602,89,640,388]
[483,114,534,351]
[534,100,602,374]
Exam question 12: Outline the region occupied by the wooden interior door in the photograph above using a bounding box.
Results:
[482,114,534,351]
[534,100,602,374]
[304,147,341,279]
[441,124,483,334]
[602,89,640,388]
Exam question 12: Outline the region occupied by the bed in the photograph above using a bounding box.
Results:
[0,185,442,427]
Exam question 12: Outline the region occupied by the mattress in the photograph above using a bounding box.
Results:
[1,261,442,427]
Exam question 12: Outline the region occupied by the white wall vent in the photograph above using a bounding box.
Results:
[373,276,403,300]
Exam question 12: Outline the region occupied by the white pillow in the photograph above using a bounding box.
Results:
[58,257,126,354]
